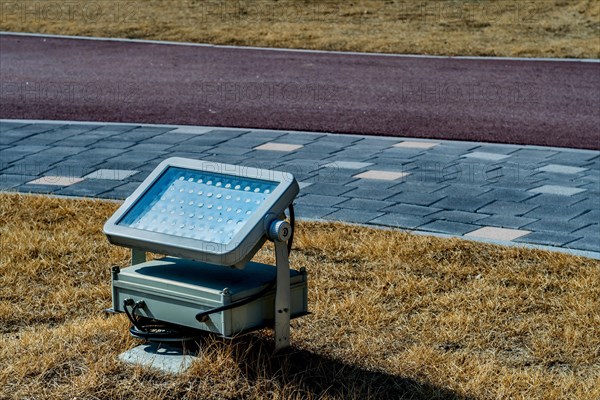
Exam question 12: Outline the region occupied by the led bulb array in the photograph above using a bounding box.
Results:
[120,168,276,244]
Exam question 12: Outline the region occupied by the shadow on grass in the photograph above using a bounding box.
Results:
[219,335,474,400]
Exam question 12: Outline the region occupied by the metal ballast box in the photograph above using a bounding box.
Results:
[112,257,308,338]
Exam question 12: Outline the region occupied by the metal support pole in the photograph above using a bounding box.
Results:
[131,249,146,265]
[274,240,291,351]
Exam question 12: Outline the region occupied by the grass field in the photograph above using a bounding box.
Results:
[1,0,598,58]
[0,192,599,399]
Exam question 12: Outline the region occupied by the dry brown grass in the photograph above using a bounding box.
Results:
[1,192,599,399]
[1,0,598,58]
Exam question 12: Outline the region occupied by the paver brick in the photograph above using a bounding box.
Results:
[475,215,538,229]
[384,190,447,206]
[301,183,355,197]
[419,220,480,235]
[382,203,441,217]
[428,210,489,224]
[514,231,582,247]
[368,213,432,229]
[337,198,395,211]
[430,196,494,212]
[477,200,538,217]
[566,237,600,252]
[296,194,348,207]
[292,203,337,220]
[326,209,383,224]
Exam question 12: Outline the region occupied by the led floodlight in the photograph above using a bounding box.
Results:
[104,157,299,267]
[104,157,306,351]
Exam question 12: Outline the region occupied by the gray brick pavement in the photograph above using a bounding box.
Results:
[1,119,599,258]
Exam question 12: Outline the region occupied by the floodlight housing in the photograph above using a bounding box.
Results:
[104,157,299,268]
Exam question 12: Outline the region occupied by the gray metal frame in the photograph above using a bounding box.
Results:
[104,157,299,268]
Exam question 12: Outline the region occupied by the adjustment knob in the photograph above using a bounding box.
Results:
[268,220,292,242]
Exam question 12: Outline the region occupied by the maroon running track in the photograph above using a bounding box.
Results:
[1,34,599,149]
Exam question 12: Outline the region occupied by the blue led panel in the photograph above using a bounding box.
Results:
[118,167,277,245]
[104,158,299,267]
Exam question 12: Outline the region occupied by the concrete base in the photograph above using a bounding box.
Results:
[118,343,197,374]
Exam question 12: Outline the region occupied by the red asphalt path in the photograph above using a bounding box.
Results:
[1,34,599,149]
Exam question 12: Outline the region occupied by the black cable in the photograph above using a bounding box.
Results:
[196,279,276,322]
[287,203,295,255]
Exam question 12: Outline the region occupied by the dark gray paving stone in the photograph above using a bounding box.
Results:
[368,213,432,229]
[2,162,57,176]
[547,151,598,164]
[99,182,140,200]
[301,183,355,197]
[198,129,250,138]
[522,219,591,234]
[275,132,326,144]
[509,149,559,159]
[419,220,479,235]
[384,190,446,206]
[428,210,490,224]
[515,231,582,247]
[523,205,590,220]
[10,136,63,146]
[125,127,177,135]
[570,210,600,225]
[225,137,272,148]
[55,179,126,197]
[476,188,536,203]
[475,144,520,155]
[142,133,196,145]
[430,196,494,212]
[566,237,600,252]
[296,194,348,207]
[7,123,62,134]
[93,140,137,149]
[126,143,175,152]
[475,215,539,229]
[166,144,215,154]
[17,183,63,194]
[571,224,600,238]
[244,130,288,139]
[381,203,441,217]
[345,179,399,190]
[395,180,447,193]
[42,163,99,178]
[206,146,252,156]
[52,135,104,147]
[326,149,382,161]
[477,201,539,217]
[345,187,394,200]
[432,184,491,198]
[0,145,48,163]
[196,154,249,165]
[0,174,36,189]
[523,193,589,207]
[0,122,28,131]
[337,198,395,211]
[326,209,383,224]
[90,125,139,134]
[292,203,338,220]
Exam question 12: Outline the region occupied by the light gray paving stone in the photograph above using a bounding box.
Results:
[337,198,395,211]
[538,164,588,174]
[466,227,530,241]
[368,213,432,229]
[477,201,538,217]
[326,209,383,224]
[419,220,480,235]
[528,185,586,196]
[514,231,582,247]
[461,151,511,162]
